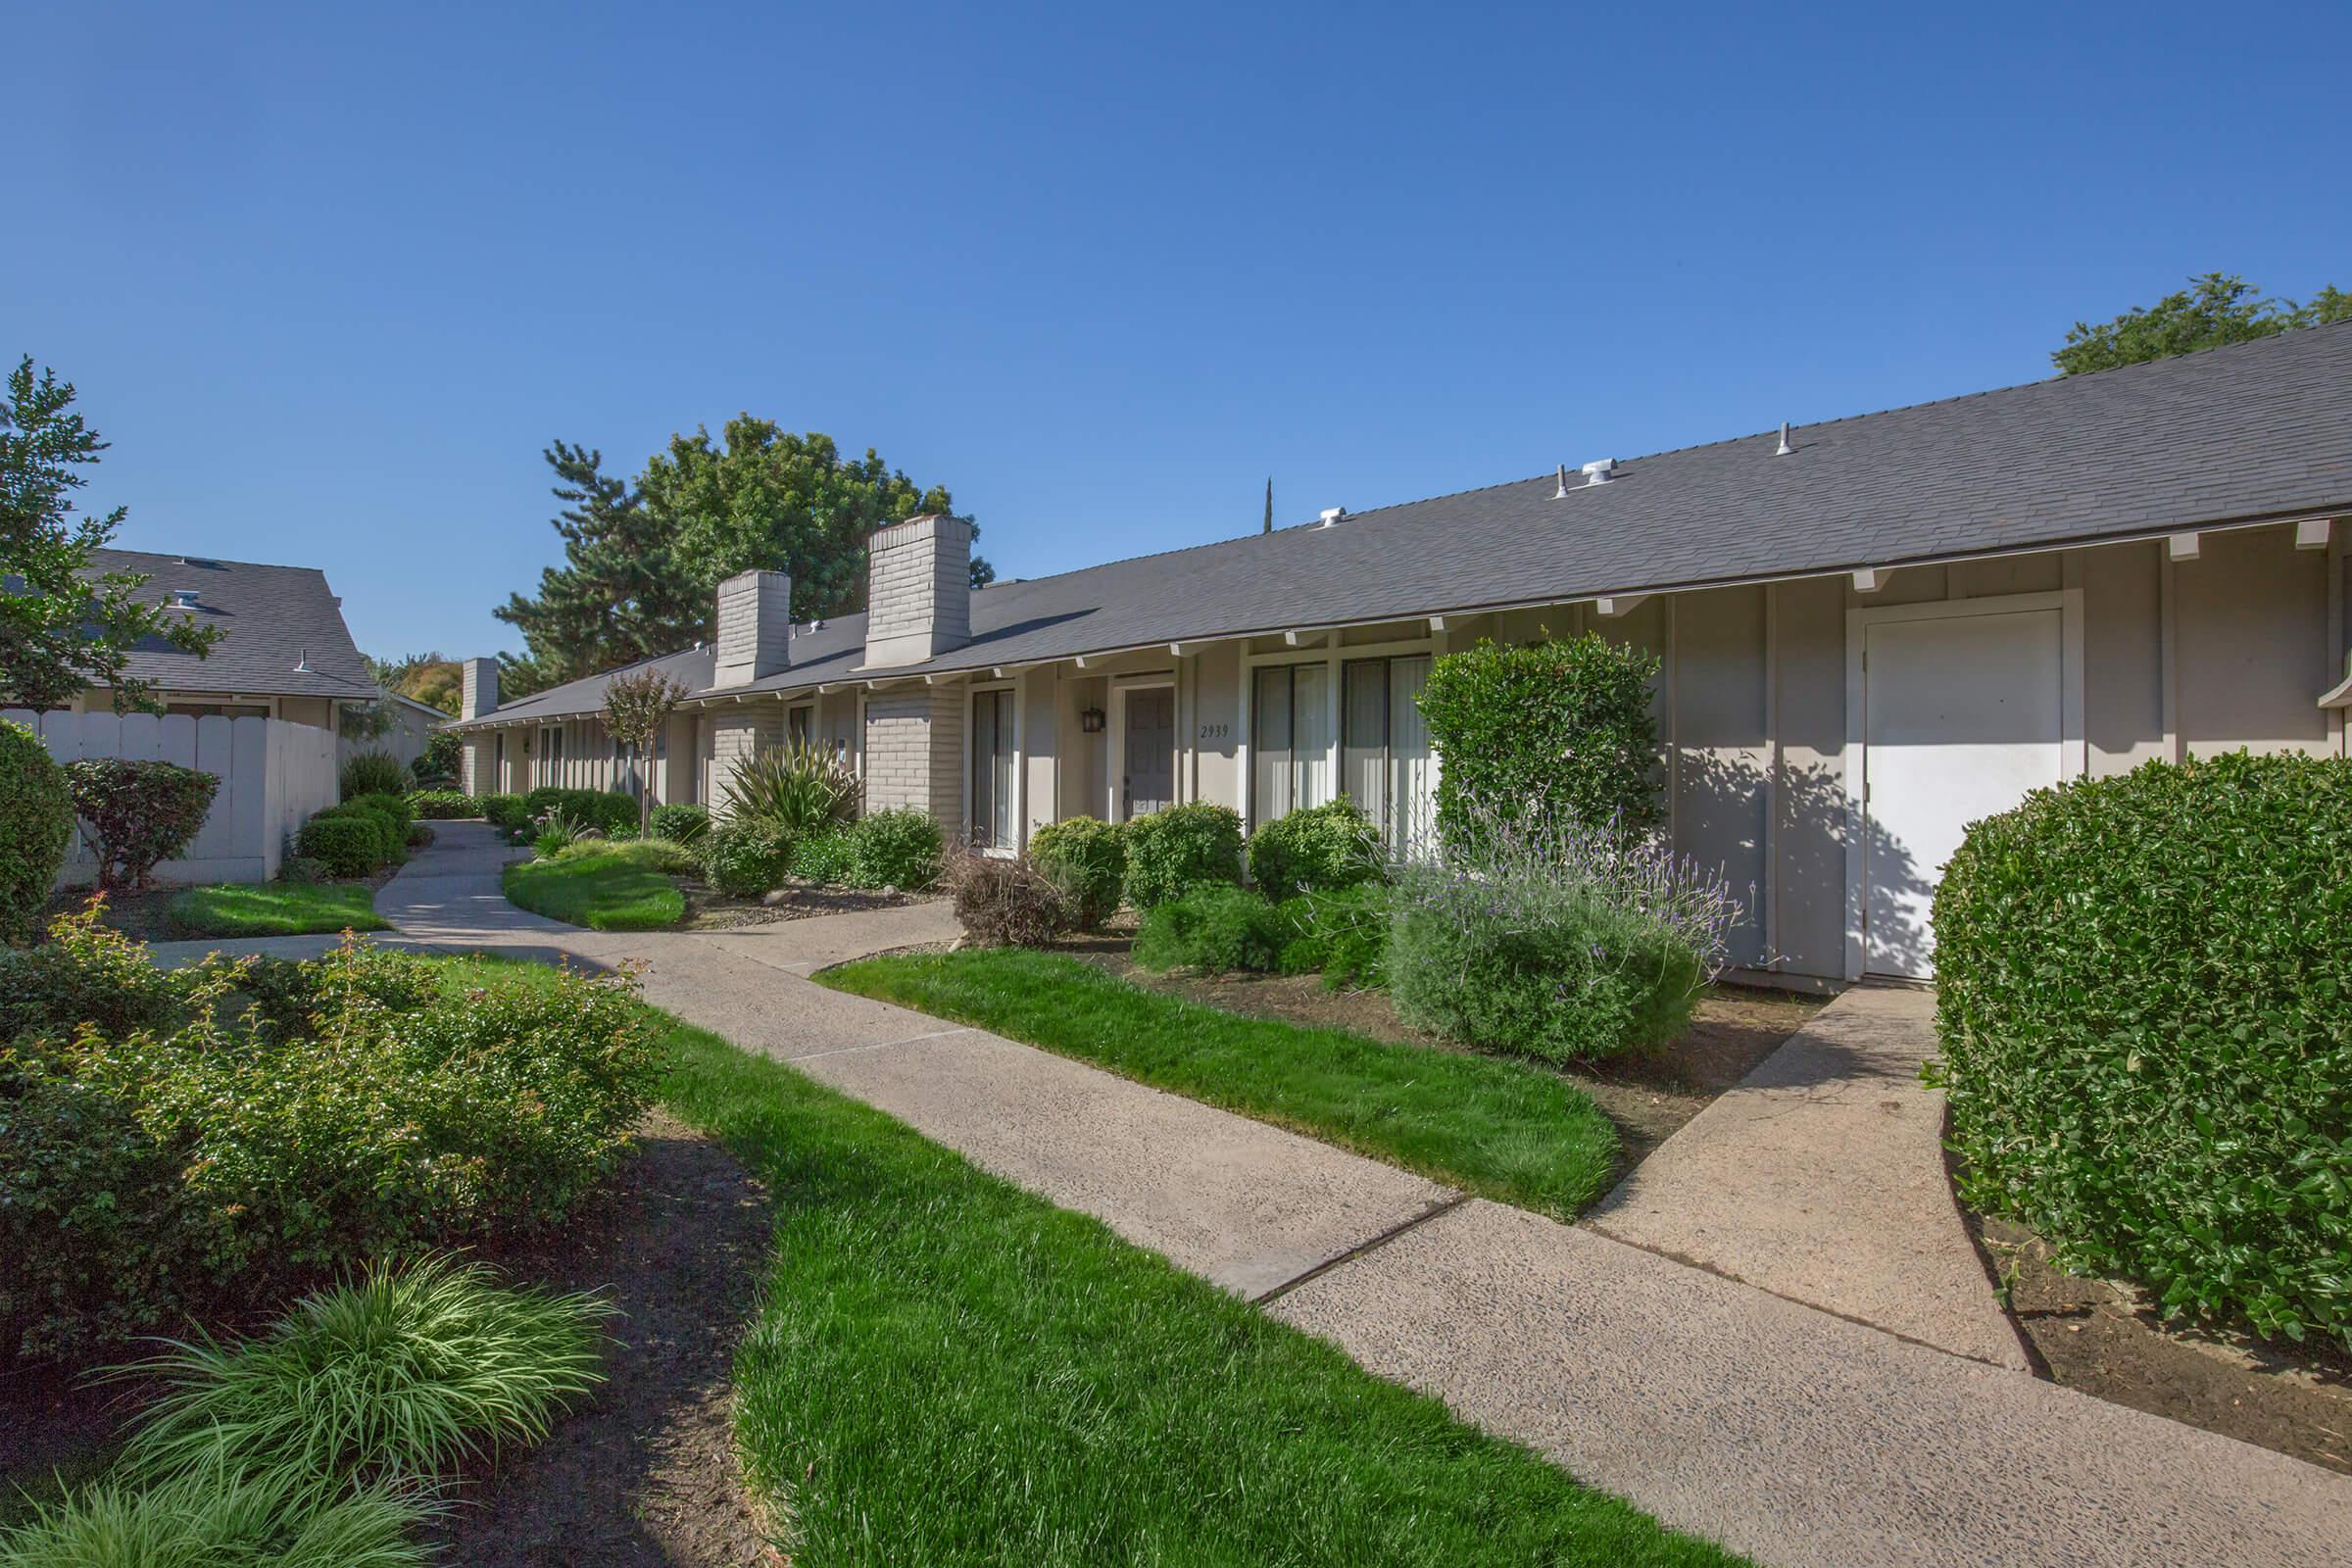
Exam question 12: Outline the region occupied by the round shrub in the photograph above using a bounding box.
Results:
[1275,884,1393,989]
[1929,752,2352,1348]
[699,820,793,898]
[846,808,945,891]
[1247,797,1383,900]
[479,793,529,830]
[297,814,379,878]
[1133,885,1291,974]
[1122,802,1243,908]
[1030,815,1127,926]
[407,789,476,819]
[63,759,220,890]
[339,749,412,799]
[788,826,856,886]
[650,801,710,844]
[0,719,72,946]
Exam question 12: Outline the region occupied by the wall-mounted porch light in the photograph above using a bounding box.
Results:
[1079,707,1107,734]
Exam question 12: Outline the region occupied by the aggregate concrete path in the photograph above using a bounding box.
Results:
[1590,984,2032,1369]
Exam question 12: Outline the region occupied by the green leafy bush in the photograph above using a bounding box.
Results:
[405,821,434,849]
[699,819,793,898]
[1134,885,1292,973]
[0,718,72,946]
[649,801,710,844]
[478,792,529,830]
[1275,884,1393,989]
[1387,803,1739,1063]
[1247,797,1383,900]
[1122,802,1243,908]
[407,789,476,819]
[63,759,220,890]
[1417,634,1662,853]
[338,749,412,800]
[722,743,858,837]
[416,728,462,788]
[0,937,663,1359]
[277,855,330,885]
[296,814,379,878]
[520,787,637,837]
[947,850,1075,948]
[845,808,945,891]
[787,826,856,885]
[0,902,189,1042]
[1929,753,2352,1348]
[1030,815,1126,926]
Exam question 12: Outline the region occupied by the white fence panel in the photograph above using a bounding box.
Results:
[5,710,342,887]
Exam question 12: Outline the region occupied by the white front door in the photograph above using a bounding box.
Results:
[1861,606,2065,978]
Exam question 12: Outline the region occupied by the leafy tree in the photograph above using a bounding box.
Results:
[368,651,463,715]
[2054,272,2352,374]
[0,357,219,710]
[602,666,688,835]
[494,442,700,689]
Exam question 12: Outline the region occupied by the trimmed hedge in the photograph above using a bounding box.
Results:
[479,793,529,830]
[700,820,793,898]
[1417,634,1661,850]
[845,808,944,891]
[1930,752,2352,1348]
[1134,885,1292,974]
[521,787,638,837]
[63,759,220,890]
[0,719,73,945]
[650,802,710,844]
[1122,802,1243,908]
[1247,798,1383,900]
[297,815,380,878]
[1030,815,1126,926]
[408,789,477,819]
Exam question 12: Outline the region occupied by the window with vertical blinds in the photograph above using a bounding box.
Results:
[969,689,1017,849]
[1251,662,1331,822]
[1340,655,1435,856]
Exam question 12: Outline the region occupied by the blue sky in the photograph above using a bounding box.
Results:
[11,0,2350,661]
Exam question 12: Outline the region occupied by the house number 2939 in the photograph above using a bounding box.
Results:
[1197,722,1230,741]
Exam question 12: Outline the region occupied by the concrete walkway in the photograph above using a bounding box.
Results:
[153,822,2352,1567]
[1591,984,2031,1369]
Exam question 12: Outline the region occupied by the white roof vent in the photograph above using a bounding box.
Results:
[293,647,315,674]
[171,588,199,608]
[1775,421,1794,456]
[1581,459,1616,486]
[1318,507,1345,527]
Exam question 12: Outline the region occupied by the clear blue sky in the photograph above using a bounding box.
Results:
[12,0,2349,662]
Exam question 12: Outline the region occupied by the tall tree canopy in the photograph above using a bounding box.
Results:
[367,651,462,715]
[0,356,218,710]
[494,420,989,685]
[2053,272,2351,374]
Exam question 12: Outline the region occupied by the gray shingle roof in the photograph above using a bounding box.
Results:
[461,321,2352,727]
[81,549,378,700]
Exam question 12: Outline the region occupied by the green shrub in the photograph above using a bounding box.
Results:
[1134,885,1291,974]
[845,808,945,891]
[62,759,220,890]
[699,819,793,898]
[0,719,72,946]
[295,815,378,878]
[1417,634,1662,853]
[478,792,529,830]
[407,789,476,819]
[416,728,462,789]
[406,821,434,849]
[1386,804,1738,1063]
[722,742,858,837]
[1928,753,2352,1348]
[348,790,413,834]
[1030,815,1127,926]
[1122,802,1243,908]
[787,826,856,885]
[1275,884,1393,989]
[0,902,189,1043]
[339,749,412,799]
[649,801,710,844]
[0,939,662,1359]
[520,787,637,837]
[277,855,330,886]
[1247,797,1383,900]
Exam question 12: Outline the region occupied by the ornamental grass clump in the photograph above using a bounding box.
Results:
[0,1459,426,1568]
[1387,799,1740,1062]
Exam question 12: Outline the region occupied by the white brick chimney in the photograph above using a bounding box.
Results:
[460,657,499,720]
[713,568,793,686]
[864,514,972,667]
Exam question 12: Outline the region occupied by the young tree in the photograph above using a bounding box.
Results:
[603,666,689,835]
[2054,272,2352,374]
[0,357,220,710]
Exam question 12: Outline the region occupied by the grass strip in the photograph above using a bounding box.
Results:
[501,841,686,931]
[821,947,1620,1218]
[166,881,387,937]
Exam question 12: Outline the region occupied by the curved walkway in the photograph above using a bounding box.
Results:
[148,822,2352,1567]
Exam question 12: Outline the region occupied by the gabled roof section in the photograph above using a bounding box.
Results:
[455,321,2352,727]
[80,549,378,700]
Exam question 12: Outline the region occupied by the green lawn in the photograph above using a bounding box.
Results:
[165,881,387,937]
[501,840,688,930]
[820,948,1622,1220]
[432,956,1734,1566]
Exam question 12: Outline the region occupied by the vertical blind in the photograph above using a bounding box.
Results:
[1261,655,1434,854]
[1251,662,1331,819]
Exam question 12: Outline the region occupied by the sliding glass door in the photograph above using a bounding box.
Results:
[969,688,1017,849]
[1340,655,1434,856]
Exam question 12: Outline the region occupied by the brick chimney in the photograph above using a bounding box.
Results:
[460,657,499,720]
[712,568,793,686]
[864,514,972,667]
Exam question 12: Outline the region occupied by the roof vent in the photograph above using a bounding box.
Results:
[171,588,199,608]
[293,647,315,674]
[1775,421,1794,457]
[1318,507,1345,527]
[1581,459,1616,487]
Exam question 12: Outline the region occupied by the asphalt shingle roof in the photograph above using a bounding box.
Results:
[462,322,2352,727]
[80,549,378,700]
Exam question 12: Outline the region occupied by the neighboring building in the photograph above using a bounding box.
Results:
[59,549,380,728]
[339,689,453,776]
[449,324,2352,985]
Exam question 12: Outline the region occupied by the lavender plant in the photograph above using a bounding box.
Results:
[1386,797,1743,1061]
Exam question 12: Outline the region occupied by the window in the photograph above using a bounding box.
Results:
[494,733,506,790]
[1341,656,1435,856]
[969,688,1017,849]
[787,705,812,747]
[539,725,564,786]
[1251,662,1331,822]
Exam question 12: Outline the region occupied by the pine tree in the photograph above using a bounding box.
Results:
[493,441,701,685]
